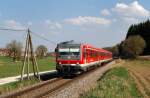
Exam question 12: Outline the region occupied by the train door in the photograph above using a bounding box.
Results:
[84,48,87,64]
[86,49,90,63]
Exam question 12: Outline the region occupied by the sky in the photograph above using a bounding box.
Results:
[0,0,150,51]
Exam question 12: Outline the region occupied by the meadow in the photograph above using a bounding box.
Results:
[81,59,150,98]
[0,56,56,78]
[81,67,142,98]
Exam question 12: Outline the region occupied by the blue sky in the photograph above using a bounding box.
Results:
[0,0,150,51]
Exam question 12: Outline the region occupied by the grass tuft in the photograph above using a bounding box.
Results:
[81,67,143,98]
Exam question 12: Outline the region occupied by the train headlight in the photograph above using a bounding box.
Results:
[59,62,61,64]
[77,62,79,64]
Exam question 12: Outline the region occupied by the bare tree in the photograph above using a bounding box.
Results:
[6,40,23,61]
[36,45,48,58]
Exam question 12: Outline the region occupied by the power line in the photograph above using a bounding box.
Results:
[0,27,27,31]
[0,27,57,45]
[30,31,57,45]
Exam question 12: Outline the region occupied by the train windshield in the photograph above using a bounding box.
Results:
[58,48,80,60]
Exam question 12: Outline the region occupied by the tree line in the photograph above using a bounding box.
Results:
[105,20,150,59]
[126,20,150,55]
[6,40,48,61]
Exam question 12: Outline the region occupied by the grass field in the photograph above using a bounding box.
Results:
[81,67,143,98]
[1,57,150,97]
[0,56,56,78]
[0,78,39,94]
[81,59,150,98]
[124,59,150,98]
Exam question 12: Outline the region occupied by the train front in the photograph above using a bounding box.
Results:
[55,41,82,74]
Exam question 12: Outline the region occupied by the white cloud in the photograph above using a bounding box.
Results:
[45,20,62,29]
[113,1,150,17]
[3,20,26,29]
[101,9,110,16]
[65,16,111,25]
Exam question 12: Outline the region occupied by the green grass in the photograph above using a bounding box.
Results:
[81,67,142,98]
[0,78,39,94]
[0,56,56,78]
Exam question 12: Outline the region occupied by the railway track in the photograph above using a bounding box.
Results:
[0,77,72,98]
[0,68,102,98]
[0,61,114,98]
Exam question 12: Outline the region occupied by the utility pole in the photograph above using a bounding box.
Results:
[21,29,40,81]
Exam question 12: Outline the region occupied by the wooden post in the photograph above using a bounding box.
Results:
[21,31,29,81]
[27,33,30,80]
[21,29,40,81]
[28,29,40,80]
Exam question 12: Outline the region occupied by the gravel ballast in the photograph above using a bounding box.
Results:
[44,61,116,98]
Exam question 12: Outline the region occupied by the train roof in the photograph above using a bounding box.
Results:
[57,40,112,54]
[58,40,81,45]
[57,40,82,49]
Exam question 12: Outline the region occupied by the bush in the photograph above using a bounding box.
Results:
[120,35,146,58]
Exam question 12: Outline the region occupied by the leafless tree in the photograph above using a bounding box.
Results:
[6,40,23,61]
[36,45,48,58]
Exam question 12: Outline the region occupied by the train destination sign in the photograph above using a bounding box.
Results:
[59,48,80,52]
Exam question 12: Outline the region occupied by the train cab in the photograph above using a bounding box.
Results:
[55,41,82,74]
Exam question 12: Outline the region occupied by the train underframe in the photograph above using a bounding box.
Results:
[56,64,83,75]
[56,59,112,75]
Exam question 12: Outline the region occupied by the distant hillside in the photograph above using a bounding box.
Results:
[126,20,150,55]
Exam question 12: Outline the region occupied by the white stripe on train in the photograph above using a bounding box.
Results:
[80,58,112,67]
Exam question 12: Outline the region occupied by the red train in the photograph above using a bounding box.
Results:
[55,41,112,74]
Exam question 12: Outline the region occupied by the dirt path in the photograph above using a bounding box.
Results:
[124,61,150,98]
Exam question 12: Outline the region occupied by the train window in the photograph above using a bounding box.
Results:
[84,49,86,58]
[86,49,89,57]
[101,52,105,56]
[94,51,96,58]
[100,52,102,56]
[93,51,96,58]
[95,51,98,57]
[92,50,94,58]
[99,52,101,57]
[96,52,98,57]
[90,50,92,57]
[58,47,80,60]
[89,50,91,57]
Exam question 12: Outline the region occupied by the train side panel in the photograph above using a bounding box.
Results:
[55,41,112,74]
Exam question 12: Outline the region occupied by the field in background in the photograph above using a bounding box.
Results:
[0,56,56,78]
